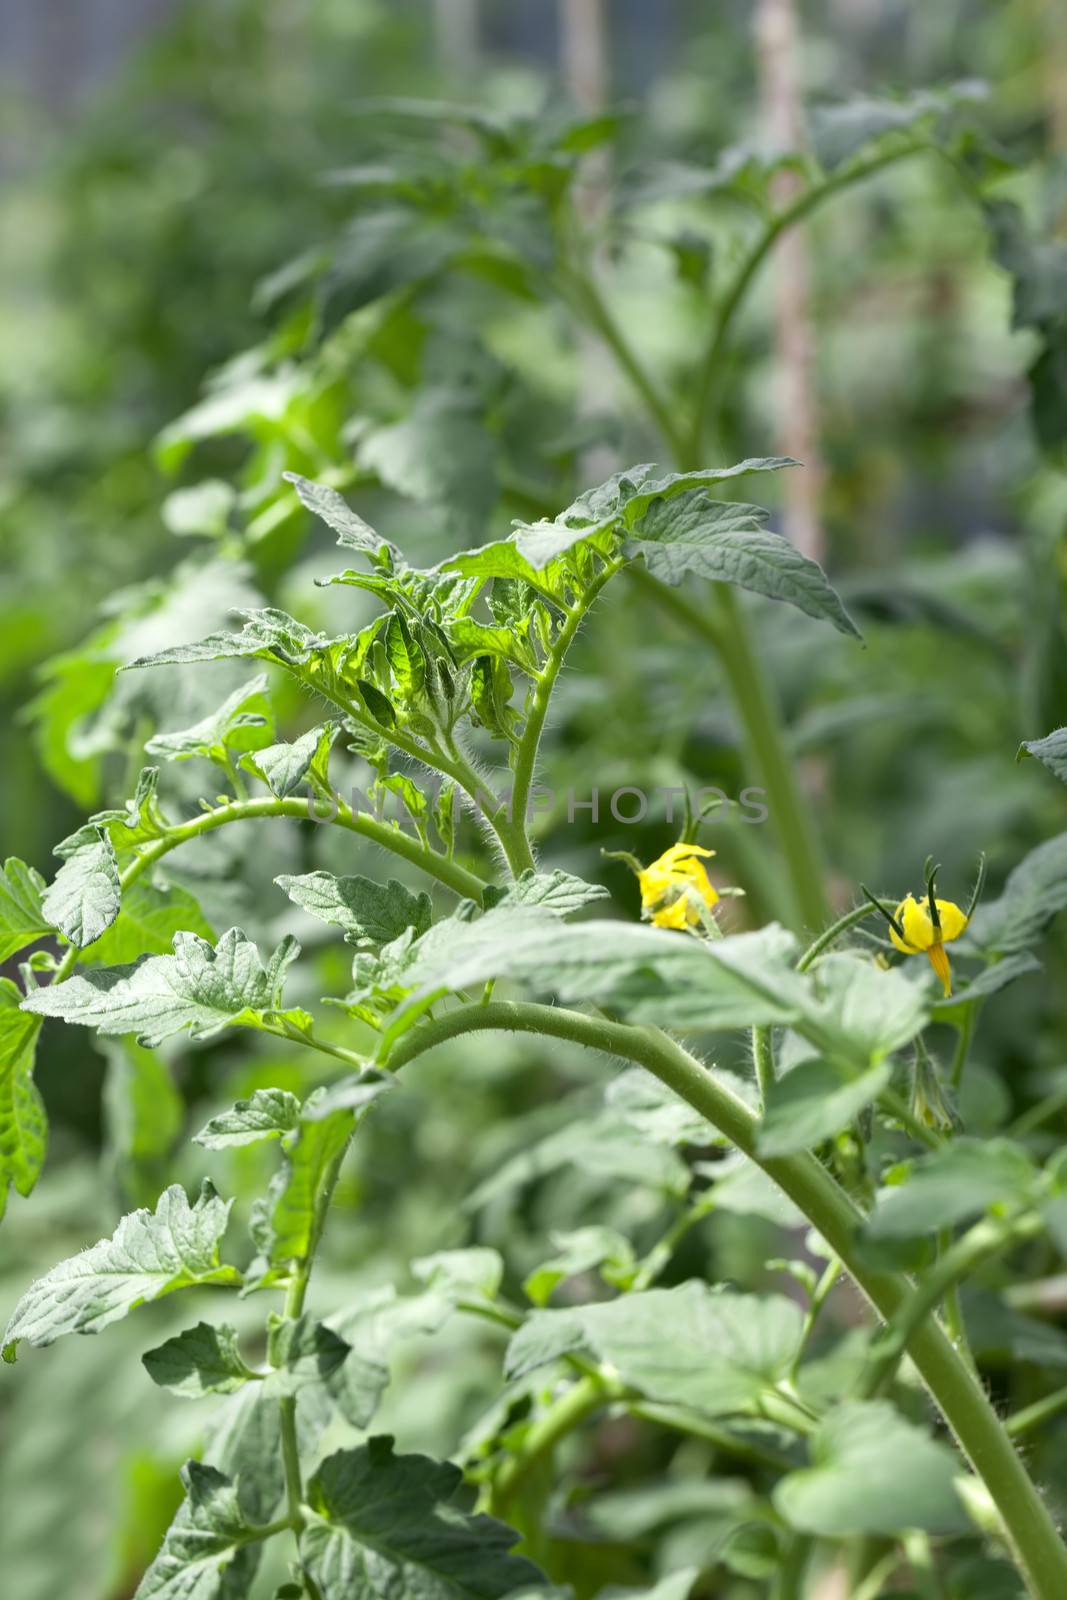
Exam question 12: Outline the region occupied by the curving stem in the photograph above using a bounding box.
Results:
[385,1000,1067,1600]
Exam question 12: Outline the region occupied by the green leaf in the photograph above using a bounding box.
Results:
[932,950,1041,1016]
[145,675,273,764]
[22,928,302,1047]
[467,1111,691,1209]
[267,1315,388,1428]
[623,491,861,639]
[0,979,46,1223]
[757,1058,891,1157]
[385,913,806,1044]
[275,871,432,947]
[301,1438,544,1598]
[490,868,609,918]
[703,1152,806,1227]
[326,1283,458,1367]
[42,826,121,948]
[302,1069,393,1121]
[25,644,118,806]
[194,1089,303,1150]
[411,1247,505,1302]
[86,765,170,854]
[438,539,549,593]
[384,611,427,699]
[810,83,983,171]
[506,1284,804,1415]
[523,1226,635,1306]
[469,459,796,577]
[124,608,333,671]
[284,472,401,567]
[0,858,51,962]
[133,1459,256,1600]
[357,391,498,538]
[865,1139,1040,1240]
[243,724,339,799]
[356,677,397,728]
[468,653,521,741]
[143,1323,257,1398]
[251,1103,352,1278]
[1019,726,1067,785]
[774,1400,968,1535]
[567,456,796,531]
[82,878,216,965]
[969,832,1067,953]
[810,955,928,1063]
[3,1180,238,1354]
[606,1065,739,1147]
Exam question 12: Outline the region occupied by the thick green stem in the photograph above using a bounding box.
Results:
[49,794,488,985]
[385,1001,1067,1600]
[437,737,534,878]
[278,1388,305,1536]
[488,1372,617,1516]
[939,1227,970,1368]
[275,1138,350,1543]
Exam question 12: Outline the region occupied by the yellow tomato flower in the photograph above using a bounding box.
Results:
[888,893,969,997]
[637,842,719,932]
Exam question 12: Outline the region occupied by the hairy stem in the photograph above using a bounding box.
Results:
[796,903,877,971]
[753,1022,777,1105]
[385,1000,1067,1600]
[435,735,534,878]
[509,558,622,845]
[49,794,488,985]
[276,1138,350,1543]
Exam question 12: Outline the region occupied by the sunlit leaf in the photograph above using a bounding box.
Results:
[22,928,301,1047]
[0,858,51,963]
[0,980,45,1223]
[42,826,120,948]
[3,1181,238,1353]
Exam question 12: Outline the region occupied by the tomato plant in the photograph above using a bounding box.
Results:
[6,17,1067,1600]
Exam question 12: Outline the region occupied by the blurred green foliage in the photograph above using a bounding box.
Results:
[5,1,1067,1597]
